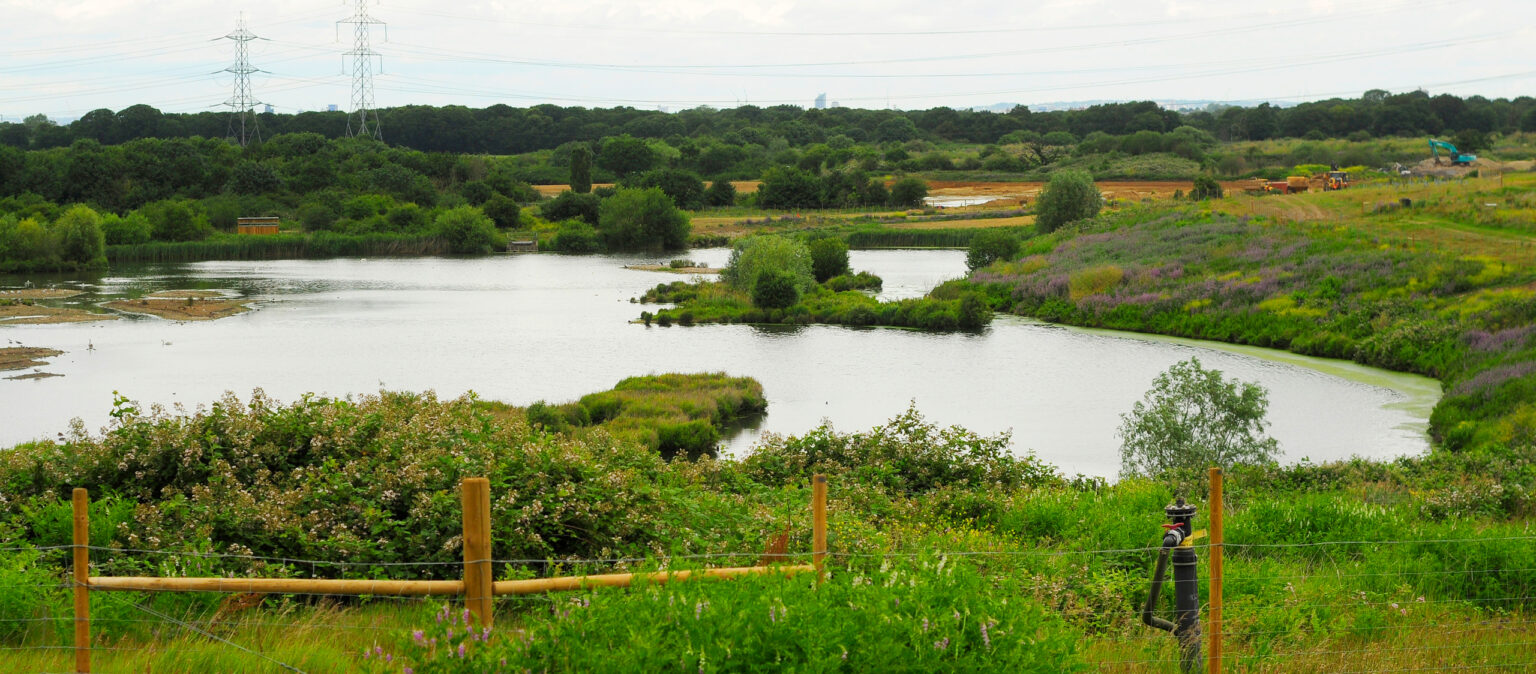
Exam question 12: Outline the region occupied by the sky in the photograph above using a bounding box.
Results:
[1,0,1533,121]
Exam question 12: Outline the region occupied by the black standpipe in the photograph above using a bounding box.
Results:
[1141,498,1203,673]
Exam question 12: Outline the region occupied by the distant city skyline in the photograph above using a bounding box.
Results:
[2,0,1533,120]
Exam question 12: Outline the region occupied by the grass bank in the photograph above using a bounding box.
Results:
[973,172,1536,460]
[4,381,1536,671]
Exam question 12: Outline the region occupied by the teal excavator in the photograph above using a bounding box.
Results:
[1428,139,1477,166]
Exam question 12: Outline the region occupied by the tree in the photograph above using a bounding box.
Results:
[1118,357,1280,491]
[965,229,1021,271]
[757,167,823,209]
[721,235,814,295]
[625,169,706,210]
[1190,175,1223,201]
[1034,170,1101,234]
[569,145,593,193]
[752,268,800,308]
[51,205,106,266]
[705,180,736,207]
[808,237,850,283]
[889,177,929,208]
[137,199,210,242]
[597,187,690,250]
[435,206,499,254]
[597,135,659,178]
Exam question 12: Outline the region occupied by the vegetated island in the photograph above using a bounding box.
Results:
[102,290,252,322]
[635,235,993,331]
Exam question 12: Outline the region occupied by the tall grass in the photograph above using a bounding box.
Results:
[107,233,449,263]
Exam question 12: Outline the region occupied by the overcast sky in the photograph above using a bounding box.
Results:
[2,0,1532,121]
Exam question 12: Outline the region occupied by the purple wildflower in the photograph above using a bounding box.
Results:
[413,629,425,645]
[934,638,949,651]
[981,622,991,648]
[458,642,467,658]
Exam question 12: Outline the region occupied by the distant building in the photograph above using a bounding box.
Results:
[814,93,827,109]
[263,104,274,114]
[237,216,281,235]
[327,104,339,112]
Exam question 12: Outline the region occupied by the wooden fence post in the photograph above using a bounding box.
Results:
[1208,467,1224,674]
[72,487,90,674]
[812,474,827,584]
[461,478,493,628]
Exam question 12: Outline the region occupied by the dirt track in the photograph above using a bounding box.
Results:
[926,180,1250,204]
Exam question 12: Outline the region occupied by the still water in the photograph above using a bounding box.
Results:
[1,250,1439,478]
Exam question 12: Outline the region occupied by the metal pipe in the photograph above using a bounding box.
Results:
[1141,498,1203,673]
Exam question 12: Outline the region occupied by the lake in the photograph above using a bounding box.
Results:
[0,249,1439,478]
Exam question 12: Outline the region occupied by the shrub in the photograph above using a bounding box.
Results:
[597,187,690,250]
[966,229,1021,271]
[889,176,929,208]
[481,194,521,229]
[1191,175,1223,200]
[405,559,1087,672]
[434,205,500,254]
[551,220,602,253]
[540,190,602,225]
[808,237,850,283]
[705,179,736,207]
[623,169,706,210]
[721,235,814,295]
[752,268,800,309]
[100,213,152,245]
[1035,170,1101,234]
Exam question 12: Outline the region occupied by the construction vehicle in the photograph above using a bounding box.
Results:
[1428,139,1477,166]
[1324,171,1350,191]
[1261,176,1310,194]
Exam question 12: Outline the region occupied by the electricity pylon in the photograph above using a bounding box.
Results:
[338,0,385,140]
[222,13,264,147]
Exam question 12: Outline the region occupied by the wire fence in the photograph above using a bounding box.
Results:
[4,478,1536,673]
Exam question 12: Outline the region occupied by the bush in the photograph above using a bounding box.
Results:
[808,237,850,283]
[434,205,500,254]
[540,190,602,225]
[100,213,152,245]
[966,229,1021,271]
[407,559,1086,672]
[721,235,814,295]
[597,187,690,250]
[752,268,800,309]
[624,169,706,210]
[137,199,211,242]
[1191,175,1223,200]
[889,176,929,208]
[550,220,602,253]
[481,194,521,228]
[705,180,736,207]
[1035,170,1101,234]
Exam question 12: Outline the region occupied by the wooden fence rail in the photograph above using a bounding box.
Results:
[67,474,827,674]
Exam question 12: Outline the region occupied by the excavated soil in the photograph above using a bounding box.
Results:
[103,297,252,321]
[0,302,117,324]
[0,288,82,300]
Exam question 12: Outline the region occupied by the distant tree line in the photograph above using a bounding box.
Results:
[4,89,1532,157]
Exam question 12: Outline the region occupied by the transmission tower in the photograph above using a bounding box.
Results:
[338,0,385,140]
[222,13,264,147]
